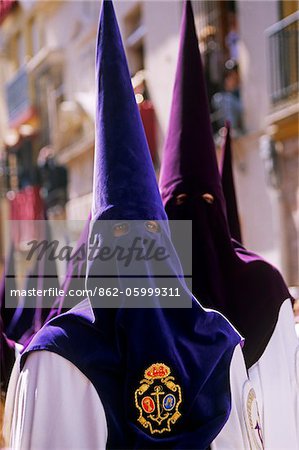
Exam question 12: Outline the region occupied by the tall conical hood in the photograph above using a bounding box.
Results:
[160,0,233,311]
[160,0,224,205]
[92,0,166,221]
[221,123,243,243]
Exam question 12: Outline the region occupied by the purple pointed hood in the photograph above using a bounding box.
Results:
[92,0,166,221]
[160,0,233,312]
[160,0,291,368]
[160,1,225,207]
[220,123,242,243]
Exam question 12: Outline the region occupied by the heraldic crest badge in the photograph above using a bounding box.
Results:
[135,363,182,435]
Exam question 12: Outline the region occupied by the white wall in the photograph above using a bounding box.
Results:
[232,133,283,270]
[143,1,181,155]
[234,1,290,273]
[238,0,279,132]
[115,1,181,158]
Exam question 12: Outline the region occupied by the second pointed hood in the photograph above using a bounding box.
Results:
[220,124,243,243]
[160,0,224,207]
[160,0,234,312]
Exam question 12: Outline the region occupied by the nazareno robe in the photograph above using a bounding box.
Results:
[4,1,259,449]
[159,2,299,449]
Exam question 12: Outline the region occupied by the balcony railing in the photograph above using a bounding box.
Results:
[266,11,299,105]
[5,67,33,127]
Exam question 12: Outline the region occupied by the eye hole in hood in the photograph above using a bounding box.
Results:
[175,193,188,205]
[202,193,214,204]
[145,220,161,233]
[113,222,130,237]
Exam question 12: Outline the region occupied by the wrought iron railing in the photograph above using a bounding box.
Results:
[266,11,299,105]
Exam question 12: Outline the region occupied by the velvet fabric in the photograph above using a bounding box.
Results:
[92,0,165,222]
[160,0,291,369]
[21,2,242,448]
[220,124,242,243]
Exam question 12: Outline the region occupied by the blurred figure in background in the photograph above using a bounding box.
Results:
[212,61,244,136]
[37,146,68,219]
[225,10,240,62]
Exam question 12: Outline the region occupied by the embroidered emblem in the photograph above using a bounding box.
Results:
[243,381,264,450]
[135,363,182,434]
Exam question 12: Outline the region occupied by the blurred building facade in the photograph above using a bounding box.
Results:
[0,0,298,290]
